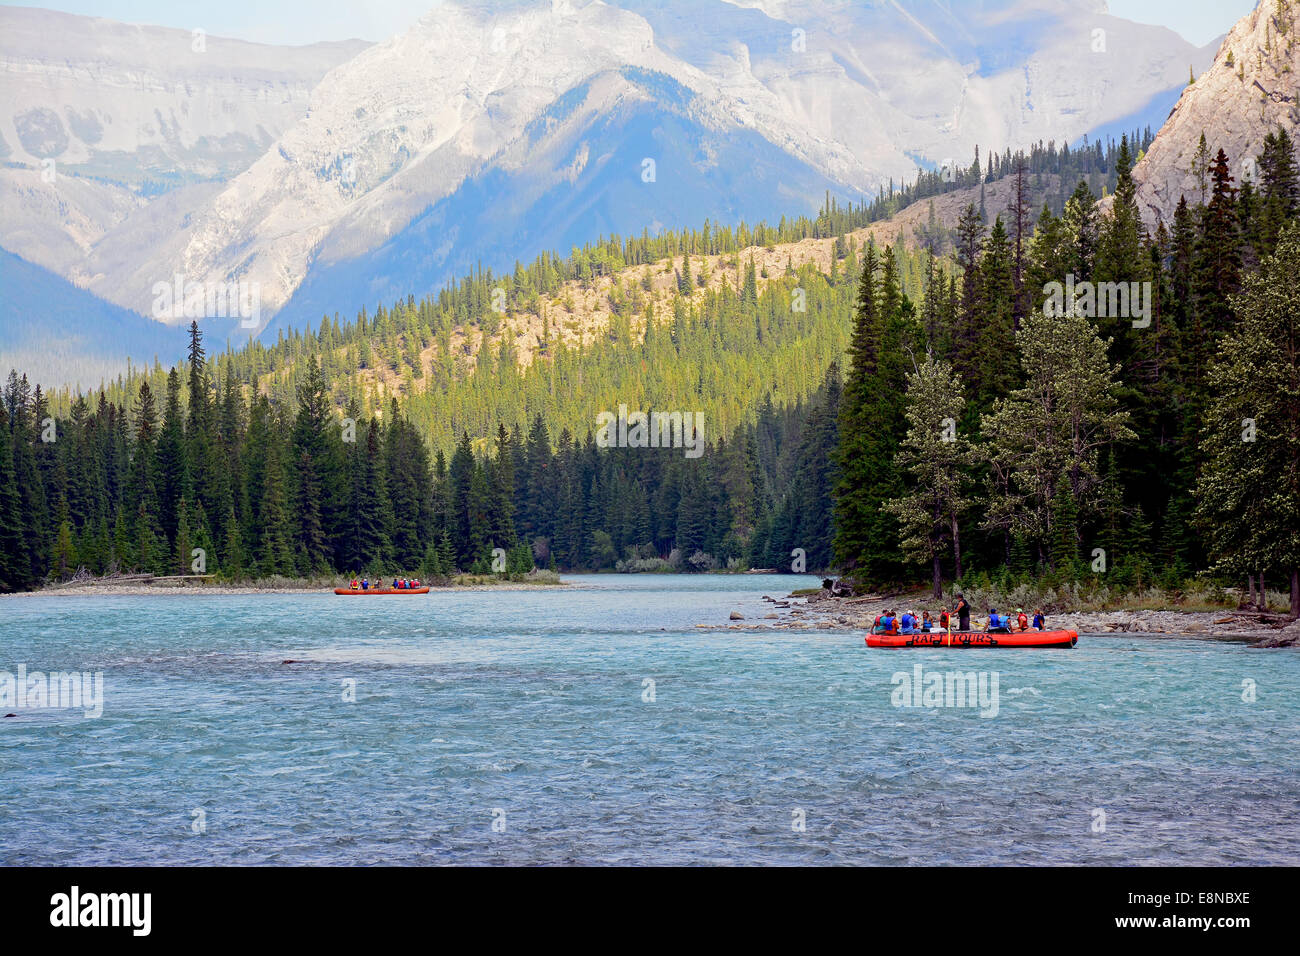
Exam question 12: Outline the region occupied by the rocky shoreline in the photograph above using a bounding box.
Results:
[704,590,1300,648]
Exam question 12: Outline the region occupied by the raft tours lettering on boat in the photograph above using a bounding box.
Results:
[0,665,103,718]
[891,665,999,718]
[866,630,1078,648]
[595,405,705,459]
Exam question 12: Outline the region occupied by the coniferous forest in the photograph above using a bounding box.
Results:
[1,131,1297,613]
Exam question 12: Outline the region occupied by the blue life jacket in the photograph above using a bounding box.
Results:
[901,614,914,630]
[881,615,895,630]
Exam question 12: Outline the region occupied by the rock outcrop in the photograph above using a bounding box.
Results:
[1124,0,1300,227]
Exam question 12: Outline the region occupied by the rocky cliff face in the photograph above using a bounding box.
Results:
[1126,0,1300,226]
[0,6,368,183]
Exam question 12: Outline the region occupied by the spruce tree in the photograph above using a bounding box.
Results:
[174,497,193,576]
[883,357,978,596]
[0,405,29,591]
[258,433,296,577]
[982,308,1135,560]
[1195,225,1300,616]
[831,245,912,583]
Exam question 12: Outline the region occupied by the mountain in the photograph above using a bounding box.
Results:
[0,248,244,388]
[0,0,1218,375]
[0,6,369,186]
[0,6,367,286]
[1121,0,1300,226]
[180,0,1218,328]
[265,66,850,334]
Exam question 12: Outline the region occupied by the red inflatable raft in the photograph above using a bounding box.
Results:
[334,587,430,595]
[866,629,1077,648]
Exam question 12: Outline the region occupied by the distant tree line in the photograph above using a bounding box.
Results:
[0,325,841,587]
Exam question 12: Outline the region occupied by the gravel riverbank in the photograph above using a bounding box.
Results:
[702,589,1300,648]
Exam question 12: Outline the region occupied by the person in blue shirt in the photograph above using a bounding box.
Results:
[880,611,896,633]
[1032,609,1046,630]
[361,578,369,590]
[899,611,916,634]
[986,608,1009,633]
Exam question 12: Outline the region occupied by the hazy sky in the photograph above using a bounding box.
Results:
[3,0,1261,48]
[1108,0,1258,46]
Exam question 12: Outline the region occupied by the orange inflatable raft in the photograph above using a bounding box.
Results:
[866,629,1078,648]
[334,587,430,595]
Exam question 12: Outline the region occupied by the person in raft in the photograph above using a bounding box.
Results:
[361,578,370,590]
[349,579,360,590]
[899,610,917,634]
[880,610,897,634]
[938,607,951,631]
[1033,609,1046,630]
[986,608,1011,633]
[920,611,934,632]
[956,594,971,630]
[1015,608,1029,631]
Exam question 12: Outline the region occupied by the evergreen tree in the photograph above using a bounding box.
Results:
[156,368,189,544]
[174,497,193,576]
[969,217,1017,414]
[0,404,30,591]
[257,432,296,577]
[982,308,1136,565]
[51,513,77,579]
[832,245,912,583]
[1194,147,1242,339]
[884,356,978,596]
[1195,225,1300,616]
[1257,127,1299,256]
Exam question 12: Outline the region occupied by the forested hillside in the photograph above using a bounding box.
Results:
[9,128,1289,607]
[36,131,1152,452]
[835,132,1300,612]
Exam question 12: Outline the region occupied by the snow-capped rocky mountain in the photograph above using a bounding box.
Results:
[0,0,1221,372]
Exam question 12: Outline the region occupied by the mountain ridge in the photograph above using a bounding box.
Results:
[1119,0,1300,225]
[0,0,1220,379]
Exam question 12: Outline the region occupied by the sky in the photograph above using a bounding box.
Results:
[1107,0,1258,46]
[1,0,1261,48]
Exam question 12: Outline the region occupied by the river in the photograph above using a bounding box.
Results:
[1,574,1296,865]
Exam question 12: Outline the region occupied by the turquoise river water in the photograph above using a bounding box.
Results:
[1,574,1296,865]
